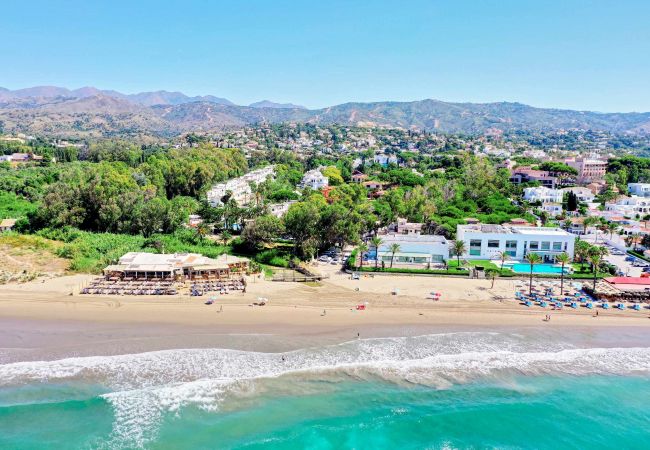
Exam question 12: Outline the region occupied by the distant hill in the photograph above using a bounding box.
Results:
[0,85,649,138]
[0,86,234,107]
[249,100,306,109]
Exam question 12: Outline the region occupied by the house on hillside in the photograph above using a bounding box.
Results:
[299,169,329,190]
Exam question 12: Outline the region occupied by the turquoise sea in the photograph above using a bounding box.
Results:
[1,332,650,449]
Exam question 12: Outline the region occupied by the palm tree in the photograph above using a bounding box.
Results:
[452,240,466,269]
[607,222,619,239]
[370,236,383,269]
[358,242,369,270]
[525,252,542,295]
[555,252,571,296]
[485,268,499,289]
[562,219,573,232]
[631,233,641,252]
[195,222,210,242]
[582,216,597,236]
[575,240,591,271]
[497,251,509,272]
[389,243,401,269]
[221,230,232,247]
[588,250,602,292]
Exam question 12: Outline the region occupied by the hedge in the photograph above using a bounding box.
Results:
[355,266,470,276]
[628,250,650,262]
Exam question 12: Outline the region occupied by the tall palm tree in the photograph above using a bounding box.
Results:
[631,233,641,252]
[562,218,573,231]
[389,243,401,269]
[452,240,466,269]
[607,222,619,239]
[358,242,369,270]
[370,236,383,269]
[525,252,542,295]
[582,216,597,236]
[498,251,509,272]
[575,240,591,271]
[588,250,602,292]
[555,252,571,296]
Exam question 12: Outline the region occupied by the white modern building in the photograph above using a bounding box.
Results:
[373,234,449,266]
[605,196,650,217]
[541,203,563,217]
[373,153,399,167]
[207,165,275,207]
[523,186,563,204]
[456,224,576,262]
[268,201,297,218]
[561,187,595,203]
[628,183,650,198]
[299,168,329,190]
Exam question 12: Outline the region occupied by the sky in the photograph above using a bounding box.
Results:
[2,0,649,112]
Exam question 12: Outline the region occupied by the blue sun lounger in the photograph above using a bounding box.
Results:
[616,303,626,310]
[602,302,610,309]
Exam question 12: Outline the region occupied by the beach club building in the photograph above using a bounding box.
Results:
[456,224,576,263]
[103,252,249,281]
[373,234,450,267]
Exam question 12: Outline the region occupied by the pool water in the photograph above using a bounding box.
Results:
[510,263,567,274]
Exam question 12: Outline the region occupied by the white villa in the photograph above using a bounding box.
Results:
[374,234,449,266]
[456,224,576,263]
[523,186,563,204]
[268,201,297,218]
[628,183,650,198]
[561,187,596,203]
[373,153,399,167]
[605,196,650,217]
[299,168,329,190]
[207,165,275,207]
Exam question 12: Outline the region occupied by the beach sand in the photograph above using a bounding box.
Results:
[1,267,649,362]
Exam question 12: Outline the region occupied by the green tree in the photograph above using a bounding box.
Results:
[241,214,284,249]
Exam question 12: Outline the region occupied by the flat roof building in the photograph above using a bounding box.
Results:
[456,224,576,263]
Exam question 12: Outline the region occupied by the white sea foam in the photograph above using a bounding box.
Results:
[2,332,650,448]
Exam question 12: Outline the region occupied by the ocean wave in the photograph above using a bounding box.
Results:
[2,332,650,448]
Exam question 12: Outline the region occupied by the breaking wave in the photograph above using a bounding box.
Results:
[2,332,649,448]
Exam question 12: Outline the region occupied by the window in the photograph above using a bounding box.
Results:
[541,241,550,251]
[505,240,517,249]
[469,239,482,256]
[430,255,444,263]
[529,241,539,250]
[487,240,500,248]
[552,242,562,251]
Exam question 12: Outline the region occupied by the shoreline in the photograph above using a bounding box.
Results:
[2,269,650,362]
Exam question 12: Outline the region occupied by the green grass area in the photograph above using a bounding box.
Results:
[36,227,232,273]
[448,259,515,277]
[0,192,37,219]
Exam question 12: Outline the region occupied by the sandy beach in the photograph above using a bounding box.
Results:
[1,265,649,362]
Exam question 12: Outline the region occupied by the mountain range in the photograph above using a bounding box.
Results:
[0,85,649,139]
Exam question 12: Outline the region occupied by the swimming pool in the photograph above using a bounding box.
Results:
[509,263,568,274]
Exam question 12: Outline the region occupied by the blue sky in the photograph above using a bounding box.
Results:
[3,0,649,111]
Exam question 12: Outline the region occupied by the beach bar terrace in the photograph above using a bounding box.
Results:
[103,252,249,281]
